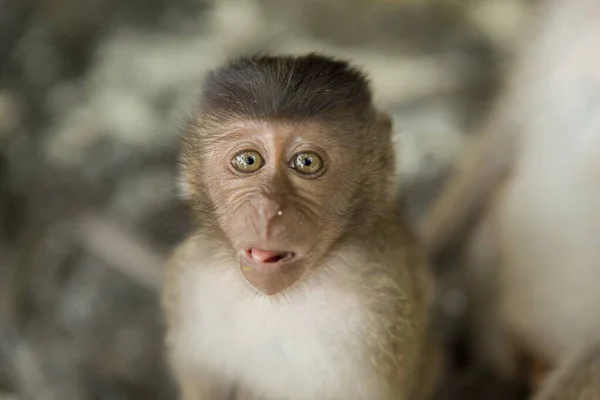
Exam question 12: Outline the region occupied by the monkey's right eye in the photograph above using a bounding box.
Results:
[232,150,265,173]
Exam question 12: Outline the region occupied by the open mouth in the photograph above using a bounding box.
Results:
[244,248,296,264]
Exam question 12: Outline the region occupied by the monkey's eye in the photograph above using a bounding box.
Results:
[232,150,264,173]
[291,152,323,175]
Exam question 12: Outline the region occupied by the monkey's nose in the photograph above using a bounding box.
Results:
[256,196,284,221]
[245,248,295,263]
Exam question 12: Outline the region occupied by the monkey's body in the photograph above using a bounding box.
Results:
[495,0,600,366]
[496,113,600,364]
[423,0,600,395]
[463,108,600,378]
[163,54,440,400]
[164,223,437,400]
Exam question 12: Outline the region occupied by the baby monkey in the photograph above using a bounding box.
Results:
[162,54,440,400]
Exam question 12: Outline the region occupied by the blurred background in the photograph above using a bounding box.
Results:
[0,0,537,399]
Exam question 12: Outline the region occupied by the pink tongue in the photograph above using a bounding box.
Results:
[249,248,285,263]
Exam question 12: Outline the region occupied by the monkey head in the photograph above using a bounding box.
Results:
[179,54,397,296]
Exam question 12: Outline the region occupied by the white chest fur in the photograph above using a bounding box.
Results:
[170,253,389,400]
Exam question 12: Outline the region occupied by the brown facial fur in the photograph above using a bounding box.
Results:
[179,54,395,295]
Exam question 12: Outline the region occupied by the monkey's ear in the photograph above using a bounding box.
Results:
[376,112,393,133]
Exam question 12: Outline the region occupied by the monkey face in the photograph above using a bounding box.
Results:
[179,54,396,296]
[185,119,368,295]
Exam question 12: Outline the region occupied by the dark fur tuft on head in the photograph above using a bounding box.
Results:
[199,53,375,123]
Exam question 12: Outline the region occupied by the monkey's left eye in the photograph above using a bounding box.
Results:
[291,152,323,175]
[232,150,265,173]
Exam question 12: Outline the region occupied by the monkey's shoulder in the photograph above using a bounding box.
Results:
[352,220,430,278]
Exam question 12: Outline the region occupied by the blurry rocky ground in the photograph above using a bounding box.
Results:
[0,0,536,399]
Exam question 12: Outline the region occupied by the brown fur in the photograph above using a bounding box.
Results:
[163,54,441,400]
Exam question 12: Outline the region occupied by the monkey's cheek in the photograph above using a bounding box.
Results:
[239,262,306,296]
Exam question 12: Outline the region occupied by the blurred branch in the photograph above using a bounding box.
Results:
[77,213,164,291]
[0,328,51,400]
